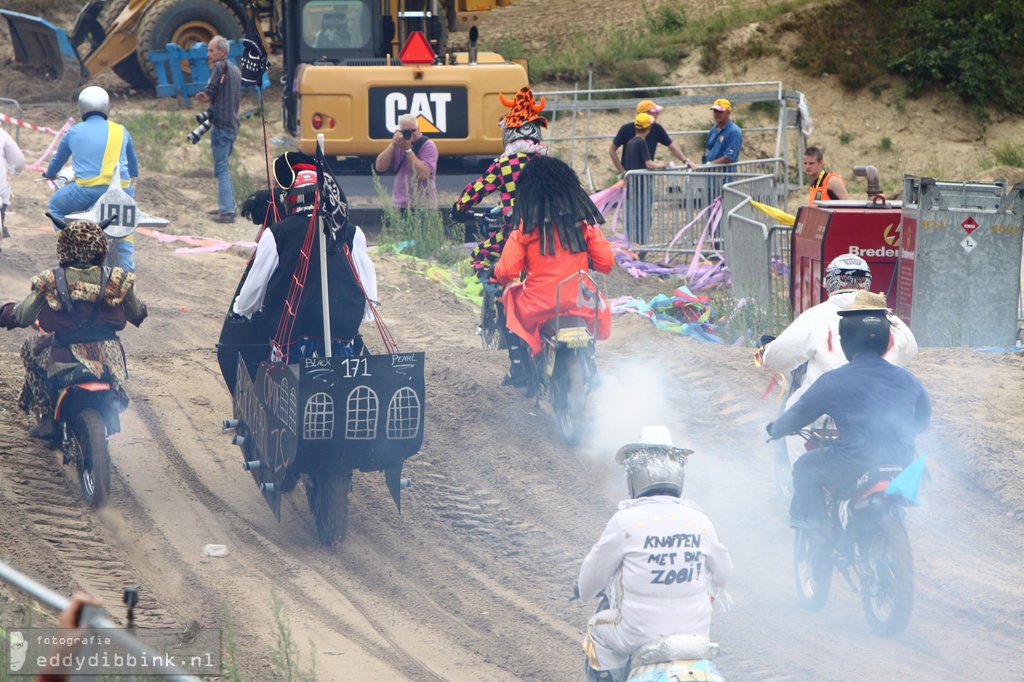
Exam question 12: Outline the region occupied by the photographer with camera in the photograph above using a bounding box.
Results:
[373,113,438,212]
[195,35,241,224]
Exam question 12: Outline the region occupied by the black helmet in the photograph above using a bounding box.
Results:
[838,291,891,360]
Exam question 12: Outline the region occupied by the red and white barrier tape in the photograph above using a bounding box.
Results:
[0,113,68,136]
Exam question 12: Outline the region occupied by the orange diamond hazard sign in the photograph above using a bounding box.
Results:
[961,217,978,234]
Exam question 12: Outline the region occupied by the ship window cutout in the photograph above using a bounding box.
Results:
[303,392,335,440]
[346,386,378,439]
[386,387,421,439]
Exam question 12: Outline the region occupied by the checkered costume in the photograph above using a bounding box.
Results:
[454,151,537,270]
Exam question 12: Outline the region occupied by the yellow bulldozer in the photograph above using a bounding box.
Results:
[1,0,528,159]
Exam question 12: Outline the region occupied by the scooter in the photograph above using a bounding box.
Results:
[576,588,726,682]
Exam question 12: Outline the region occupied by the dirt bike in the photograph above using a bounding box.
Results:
[575,588,726,682]
[525,271,601,446]
[783,426,917,636]
[449,207,506,350]
[50,369,125,508]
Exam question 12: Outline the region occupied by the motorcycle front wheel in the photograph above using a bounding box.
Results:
[860,513,914,636]
[479,292,506,351]
[72,409,111,509]
[793,527,832,611]
[554,351,589,446]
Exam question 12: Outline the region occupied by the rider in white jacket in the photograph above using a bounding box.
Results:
[761,254,918,465]
[579,427,732,680]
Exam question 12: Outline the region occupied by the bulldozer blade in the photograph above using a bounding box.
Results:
[0,10,85,92]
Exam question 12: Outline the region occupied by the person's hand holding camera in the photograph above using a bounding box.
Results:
[392,127,413,154]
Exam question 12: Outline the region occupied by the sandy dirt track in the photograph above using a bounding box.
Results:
[1,182,1024,680]
[1,1,1024,679]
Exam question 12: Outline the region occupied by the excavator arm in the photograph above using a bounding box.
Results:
[1,0,264,92]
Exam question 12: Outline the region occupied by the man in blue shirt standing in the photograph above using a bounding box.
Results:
[703,98,742,169]
[702,98,743,202]
[45,86,139,271]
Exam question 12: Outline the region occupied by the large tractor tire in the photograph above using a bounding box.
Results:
[136,0,245,87]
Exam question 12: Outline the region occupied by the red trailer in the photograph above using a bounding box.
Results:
[790,199,902,315]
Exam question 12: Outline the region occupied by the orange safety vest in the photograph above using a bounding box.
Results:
[808,170,841,204]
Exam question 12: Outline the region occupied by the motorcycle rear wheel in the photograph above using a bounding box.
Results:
[860,514,914,636]
[793,527,832,611]
[555,351,589,446]
[72,409,111,509]
[308,471,351,546]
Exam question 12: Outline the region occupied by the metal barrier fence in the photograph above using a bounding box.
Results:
[0,97,24,144]
[621,158,786,253]
[721,174,793,310]
[534,80,809,191]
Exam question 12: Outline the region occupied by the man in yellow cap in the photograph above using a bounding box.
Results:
[703,98,742,168]
[620,113,666,245]
[609,99,696,174]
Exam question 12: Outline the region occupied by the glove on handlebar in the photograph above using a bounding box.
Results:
[0,302,20,330]
[758,334,776,348]
[449,204,468,223]
[765,421,776,438]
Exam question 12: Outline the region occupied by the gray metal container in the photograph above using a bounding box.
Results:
[896,176,1024,347]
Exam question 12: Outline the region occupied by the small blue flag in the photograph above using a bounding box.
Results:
[886,453,927,505]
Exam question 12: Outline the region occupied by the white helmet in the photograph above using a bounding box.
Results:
[824,254,871,294]
[78,86,110,120]
[615,426,694,499]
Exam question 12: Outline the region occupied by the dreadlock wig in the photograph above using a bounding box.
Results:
[510,155,605,255]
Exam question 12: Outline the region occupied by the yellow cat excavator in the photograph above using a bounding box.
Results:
[2,0,528,159]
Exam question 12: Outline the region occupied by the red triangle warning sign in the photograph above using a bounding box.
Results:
[399,31,436,65]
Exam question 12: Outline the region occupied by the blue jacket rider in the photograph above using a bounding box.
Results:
[768,291,930,529]
[46,86,139,271]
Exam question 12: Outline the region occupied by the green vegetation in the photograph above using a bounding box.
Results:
[879,137,893,152]
[482,0,819,84]
[119,109,194,174]
[991,142,1024,168]
[838,131,852,145]
[791,0,1024,120]
[373,174,467,267]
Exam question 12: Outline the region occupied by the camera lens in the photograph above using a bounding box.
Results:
[401,129,413,139]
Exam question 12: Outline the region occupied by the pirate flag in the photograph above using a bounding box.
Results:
[314,142,353,253]
[239,15,268,86]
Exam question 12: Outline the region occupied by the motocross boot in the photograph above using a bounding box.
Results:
[28,415,59,440]
[501,335,531,387]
